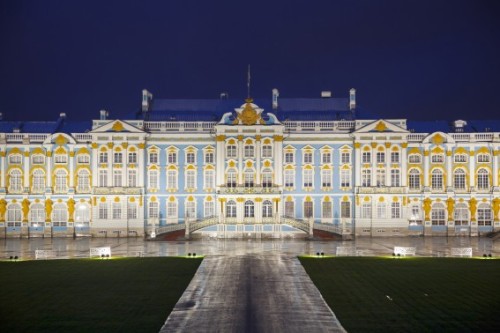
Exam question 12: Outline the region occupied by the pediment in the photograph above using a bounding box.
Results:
[91,120,145,133]
[354,120,409,133]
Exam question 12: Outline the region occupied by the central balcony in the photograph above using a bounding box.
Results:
[93,187,143,195]
[218,185,282,195]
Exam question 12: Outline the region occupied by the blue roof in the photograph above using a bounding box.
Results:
[0,119,92,134]
[407,120,500,133]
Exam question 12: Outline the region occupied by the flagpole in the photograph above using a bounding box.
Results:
[247,64,251,99]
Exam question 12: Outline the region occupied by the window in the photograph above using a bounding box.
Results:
[32,154,45,164]
[8,154,22,164]
[391,202,401,219]
[204,170,215,189]
[376,152,385,164]
[113,152,123,164]
[262,145,272,158]
[75,204,90,226]
[284,169,294,188]
[376,169,385,186]
[391,169,400,187]
[167,170,177,189]
[303,152,313,164]
[54,169,67,193]
[361,202,372,219]
[127,203,137,220]
[285,201,294,217]
[149,151,159,164]
[322,201,332,219]
[32,169,45,193]
[167,151,177,164]
[167,201,177,218]
[362,152,371,163]
[409,205,422,225]
[454,169,466,190]
[128,153,137,164]
[149,201,159,218]
[77,154,90,164]
[9,169,23,193]
[186,152,195,164]
[431,204,446,225]
[244,145,254,158]
[113,170,122,187]
[54,154,67,164]
[408,154,421,164]
[262,200,273,218]
[322,152,331,164]
[341,152,350,164]
[7,203,22,227]
[341,201,351,218]
[362,169,371,187]
[321,169,332,188]
[148,170,159,189]
[226,145,237,158]
[226,169,237,188]
[390,152,400,163]
[30,204,45,226]
[477,168,490,190]
[112,202,121,219]
[128,169,137,187]
[77,169,90,193]
[409,169,420,190]
[186,170,196,189]
[99,152,108,164]
[244,200,254,218]
[454,203,469,226]
[477,204,492,226]
[340,169,350,187]
[285,152,294,164]
[98,202,108,219]
[477,154,490,163]
[431,169,443,190]
[52,203,68,227]
[431,154,444,163]
[262,169,272,187]
[98,169,108,187]
[303,169,313,188]
[226,200,236,218]
[204,201,215,217]
[377,203,386,219]
[304,201,313,218]
[244,170,254,188]
[205,152,214,164]
[454,154,467,163]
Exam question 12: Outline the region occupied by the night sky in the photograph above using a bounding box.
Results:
[1,0,499,122]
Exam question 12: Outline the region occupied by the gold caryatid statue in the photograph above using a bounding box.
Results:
[68,198,75,222]
[0,199,6,222]
[45,199,53,222]
[22,199,30,222]
[493,197,500,222]
[446,198,454,221]
[469,198,477,222]
[423,198,432,221]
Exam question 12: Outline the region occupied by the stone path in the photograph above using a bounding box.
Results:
[160,254,346,333]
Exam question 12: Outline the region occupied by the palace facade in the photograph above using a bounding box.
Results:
[0,88,499,238]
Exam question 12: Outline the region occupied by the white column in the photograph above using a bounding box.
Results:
[23,150,30,189]
[493,149,499,187]
[107,145,113,187]
[385,145,391,186]
[446,148,452,188]
[274,136,283,186]
[238,136,243,185]
[1,152,5,187]
[423,148,430,187]
[255,139,261,185]
[469,149,476,188]
[69,149,75,187]
[354,144,361,187]
[401,144,408,187]
[47,150,53,187]
[216,136,225,187]
[138,144,145,187]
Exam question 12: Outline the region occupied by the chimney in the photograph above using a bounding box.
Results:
[453,120,467,133]
[349,88,356,110]
[321,91,332,98]
[142,89,153,112]
[220,92,229,100]
[272,88,279,110]
[100,110,109,120]
[59,113,66,119]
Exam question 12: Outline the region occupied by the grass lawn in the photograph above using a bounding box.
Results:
[299,256,500,333]
[0,257,202,333]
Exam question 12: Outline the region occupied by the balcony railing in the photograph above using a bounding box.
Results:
[218,185,282,194]
[93,187,143,195]
[356,186,406,194]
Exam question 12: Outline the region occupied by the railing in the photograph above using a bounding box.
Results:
[188,216,219,233]
[407,134,426,141]
[219,185,282,194]
[283,120,355,132]
[356,186,406,194]
[314,222,352,235]
[93,187,143,195]
[144,121,216,132]
[74,134,92,142]
[280,216,310,233]
[155,223,185,235]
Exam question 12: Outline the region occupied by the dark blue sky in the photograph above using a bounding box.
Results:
[1,0,499,122]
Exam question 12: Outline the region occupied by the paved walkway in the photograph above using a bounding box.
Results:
[160,254,346,333]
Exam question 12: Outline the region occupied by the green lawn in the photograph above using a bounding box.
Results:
[0,257,202,333]
[299,257,500,333]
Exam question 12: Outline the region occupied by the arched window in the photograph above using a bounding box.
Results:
[9,169,23,193]
[54,169,67,193]
[244,169,254,188]
[7,203,22,227]
[262,200,273,218]
[185,200,196,219]
[361,202,371,219]
[453,169,466,190]
[409,169,420,190]
[77,169,90,193]
[409,204,422,225]
[341,201,351,218]
[148,170,159,189]
[185,170,196,189]
[244,200,254,218]
[227,169,237,188]
[322,200,332,219]
[284,169,294,188]
[52,203,68,227]
[204,200,215,217]
[321,169,332,188]
[98,201,108,219]
[431,203,446,225]
[477,168,490,190]
[431,169,443,191]
[167,200,177,219]
[285,200,294,218]
[167,170,177,189]
[32,169,45,193]
[454,203,468,226]
[75,203,90,226]
[262,168,272,188]
[30,203,45,227]
[226,200,236,218]
[304,201,313,218]
[148,201,159,218]
[478,203,492,226]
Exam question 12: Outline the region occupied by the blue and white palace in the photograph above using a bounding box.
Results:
[1,88,499,238]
